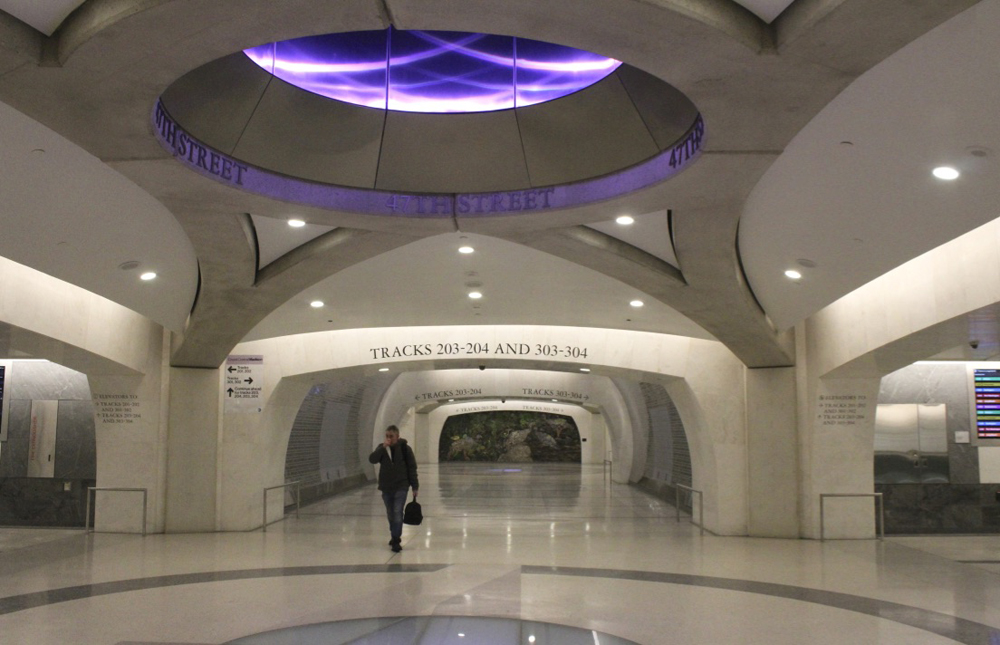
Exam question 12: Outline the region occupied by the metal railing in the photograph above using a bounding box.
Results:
[675,484,704,536]
[262,481,301,532]
[85,487,148,536]
[819,493,884,541]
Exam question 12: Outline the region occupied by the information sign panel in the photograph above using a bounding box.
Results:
[225,355,264,413]
[973,368,1000,439]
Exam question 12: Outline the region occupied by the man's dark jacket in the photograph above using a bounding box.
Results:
[368,439,419,492]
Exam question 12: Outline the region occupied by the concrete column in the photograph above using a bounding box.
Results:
[89,328,170,534]
[413,411,431,463]
[798,376,881,539]
[164,367,221,532]
[745,367,799,538]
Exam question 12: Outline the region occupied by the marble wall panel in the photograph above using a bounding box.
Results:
[0,400,31,477]
[0,477,93,527]
[54,400,97,479]
[876,483,1000,533]
[878,363,976,482]
[8,361,91,400]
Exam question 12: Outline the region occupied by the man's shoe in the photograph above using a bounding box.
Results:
[391,543,402,553]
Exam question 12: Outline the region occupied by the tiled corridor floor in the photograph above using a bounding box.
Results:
[1,464,999,644]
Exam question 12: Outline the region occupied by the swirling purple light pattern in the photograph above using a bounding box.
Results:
[244,29,621,113]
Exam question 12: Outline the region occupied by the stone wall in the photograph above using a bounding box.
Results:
[0,361,96,527]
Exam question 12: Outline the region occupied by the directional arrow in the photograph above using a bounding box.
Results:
[244,377,253,385]
[227,388,234,397]
[227,366,237,373]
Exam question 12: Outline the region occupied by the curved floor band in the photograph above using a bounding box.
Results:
[0,562,995,643]
[524,566,997,645]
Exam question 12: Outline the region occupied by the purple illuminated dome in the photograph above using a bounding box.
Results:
[245,29,621,113]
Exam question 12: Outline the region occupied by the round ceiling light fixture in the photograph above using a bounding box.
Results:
[288,219,306,227]
[629,299,644,307]
[310,300,324,308]
[244,28,621,114]
[468,291,483,299]
[615,215,635,225]
[932,166,960,180]
[139,271,157,281]
[458,246,475,254]
[784,269,802,280]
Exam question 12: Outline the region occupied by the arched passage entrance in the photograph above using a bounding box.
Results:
[235,325,747,535]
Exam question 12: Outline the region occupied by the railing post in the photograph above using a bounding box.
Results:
[262,481,302,532]
[675,484,704,536]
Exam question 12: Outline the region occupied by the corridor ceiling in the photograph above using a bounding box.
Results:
[0,0,994,369]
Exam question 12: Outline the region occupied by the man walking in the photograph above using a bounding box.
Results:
[368,425,418,552]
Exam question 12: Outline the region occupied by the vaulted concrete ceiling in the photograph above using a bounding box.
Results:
[0,0,989,371]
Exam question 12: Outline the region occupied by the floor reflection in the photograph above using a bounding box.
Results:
[434,463,584,516]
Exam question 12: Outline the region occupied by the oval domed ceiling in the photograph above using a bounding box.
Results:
[157,30,704,215]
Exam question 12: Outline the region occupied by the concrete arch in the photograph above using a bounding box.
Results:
[0,256,161,376]
[235,325,748,534]
[809,217,1000,380]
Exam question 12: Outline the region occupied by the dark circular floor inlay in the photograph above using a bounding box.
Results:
[225,615,640,644]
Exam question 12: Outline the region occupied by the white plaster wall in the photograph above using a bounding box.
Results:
[165,366,222,532]
[89,328,170,534]
[426,400,595,463]
[745,366,799,538]
[610,378,649,482]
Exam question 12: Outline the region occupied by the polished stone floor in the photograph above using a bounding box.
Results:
[0,463,999,643]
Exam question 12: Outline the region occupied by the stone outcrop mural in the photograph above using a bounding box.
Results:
[439,412,581,462]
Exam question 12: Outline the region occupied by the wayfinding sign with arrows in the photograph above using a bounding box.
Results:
[225,355,264,413]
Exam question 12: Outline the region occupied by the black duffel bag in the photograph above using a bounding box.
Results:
[403,499,423,525]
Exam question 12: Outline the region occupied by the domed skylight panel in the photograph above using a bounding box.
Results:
[245,29,621,113]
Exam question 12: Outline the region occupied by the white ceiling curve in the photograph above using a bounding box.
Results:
[0,99,198,332]
[740,0,1000,331]
[244,232,713,342]
[0,0,85,35]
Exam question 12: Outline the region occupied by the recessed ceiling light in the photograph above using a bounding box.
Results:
[616,215,634,225]
[139,272,157,281]
[458,246,474,254]
[932,166,959,180]
[629,299,643,307]
[551,399,558,402]
[118,260,139,271]
[378,367,389,372]
[785,269,802,280]
[580,368,590,372]
[310,300,324,308]
[288,219,306,227]
[469,291,483,299]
